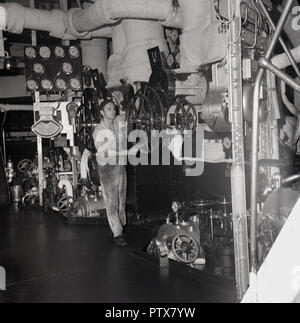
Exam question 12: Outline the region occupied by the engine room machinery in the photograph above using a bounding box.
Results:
[3,0,300,301]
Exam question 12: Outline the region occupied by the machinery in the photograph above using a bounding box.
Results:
[2,0,300,301]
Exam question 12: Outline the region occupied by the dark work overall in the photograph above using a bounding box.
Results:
[98,164,127,238]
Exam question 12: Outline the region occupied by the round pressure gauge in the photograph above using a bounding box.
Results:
[62,62,73,75]
[70,78,81,91]
[54,46,65,58]
[26,79,38,91]
[25,47,36,59]
[167,54,175,68]
[69,46,80,58]
[33,63,45,74]
[55,78,66,90]
[41,79,53,90]
[170,29,179,42]
[39,46,51,59]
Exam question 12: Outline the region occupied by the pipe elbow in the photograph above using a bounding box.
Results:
[161,8,183,28]
[2,3,25,34]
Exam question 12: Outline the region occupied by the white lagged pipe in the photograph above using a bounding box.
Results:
[0,5,7,30]
[1,3,67,38]
[178,0,227,68]
[71,0,181,33]
[81,38,108,80]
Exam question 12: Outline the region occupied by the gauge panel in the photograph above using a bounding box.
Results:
[24,45,83,93]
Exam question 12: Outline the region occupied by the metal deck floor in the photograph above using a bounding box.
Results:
[0,205,235,303]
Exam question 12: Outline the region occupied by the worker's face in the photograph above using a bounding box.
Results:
[101,102,116,121]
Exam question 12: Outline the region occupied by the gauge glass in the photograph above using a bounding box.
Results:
[27,79,38,91]
[25,47,36,59]
[55,78,66,90]
[39,46,51,59]
[69,46,80,58]
[33,63,45,74]
[62,62,73,75]
[70,78,81,91]
[54,46,65,58]
[41,79,53,90]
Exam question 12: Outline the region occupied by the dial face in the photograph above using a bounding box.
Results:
[39,46,51,59]
[55,78,66,90]
[41,79,53,90]
[170,29,179,42]
[62,62,73,75]
[25,47,36,59]
[33,63,45,74]
[27,79,38,91]
[70,78,81,91]
[167,54,175,68]
[54,46,65,58]
[69,46,80,58]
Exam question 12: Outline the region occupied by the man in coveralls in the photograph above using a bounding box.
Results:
[93,100,128,247]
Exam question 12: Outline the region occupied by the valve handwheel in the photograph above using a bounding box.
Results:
[126,92,154,134]
[18,159,33,174]
[174,98,197,133]
[57,196,73,214]
[171,234,199,264]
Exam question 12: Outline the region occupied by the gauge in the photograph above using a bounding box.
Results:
[62,62,73,75]
[69,46,80,58]
[70,78,81,91]
[26,79,38,91]
[39,46,51,59]
[54,46,65,58]
[25,47,36,59]
[170,29,179,42]
[55,78,66,90]
[167,54,175,68]
[41,79,53,90]
[33,63,45,74]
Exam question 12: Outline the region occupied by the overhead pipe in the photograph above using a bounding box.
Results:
[178,0,227,68]
[250,0,295,272]
[81,38,108,80]
[0,0,181,39]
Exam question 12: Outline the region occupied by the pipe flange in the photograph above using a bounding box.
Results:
[3,3,25,34]
[65,8,89,38]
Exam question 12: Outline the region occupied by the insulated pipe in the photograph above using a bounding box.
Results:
[70,0,179,33]
[1,3,67,38]
[81,38,108,80]
[0,5,7,30]
[250,0,295,272]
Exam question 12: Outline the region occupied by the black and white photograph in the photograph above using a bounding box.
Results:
[0,0,300,307]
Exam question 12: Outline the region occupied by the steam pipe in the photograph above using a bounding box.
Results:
[259,57,300,92]
[256,0,300,77]
[250,0,295,271]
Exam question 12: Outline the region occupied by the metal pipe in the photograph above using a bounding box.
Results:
[256,0,300,77]
[259,57,300,92]
[250,0,295,271]
[282,174,300,185]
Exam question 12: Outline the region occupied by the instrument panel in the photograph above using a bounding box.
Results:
[24,45,83,93]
